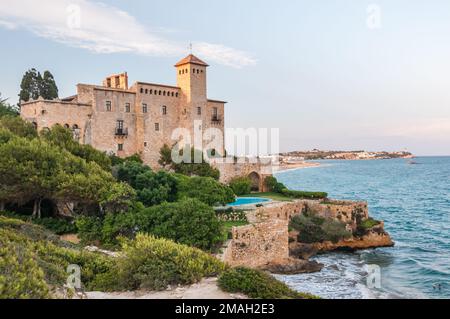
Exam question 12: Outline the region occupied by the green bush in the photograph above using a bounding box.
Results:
[354,217,381,237]
[75,216,103,244]
[229,177,252,196]
[177,175,235,206]
[93,233,225,291]
[0,216,114,295]
[218,267,318,299]
[116,161,178,206]
[264,176,286,193]
[290,213,351,244]
[0,238,49,299]
[215,207,247,222]
[32,218,77,235]
[281,189,328,200]
[82,199,224,250]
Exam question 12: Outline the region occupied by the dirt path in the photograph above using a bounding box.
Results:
[85,278,247,299]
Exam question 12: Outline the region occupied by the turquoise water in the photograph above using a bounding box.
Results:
[275,157,450,299]
[227,197,271,207]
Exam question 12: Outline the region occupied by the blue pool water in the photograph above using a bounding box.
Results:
[227,197,271,207]
[274,157,450,299]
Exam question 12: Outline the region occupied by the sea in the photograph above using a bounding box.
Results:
[274,157,450,299]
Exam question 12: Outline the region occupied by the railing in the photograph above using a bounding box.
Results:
[115,127,128,136]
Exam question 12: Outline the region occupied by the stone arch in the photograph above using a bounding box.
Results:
[248,171,261,192]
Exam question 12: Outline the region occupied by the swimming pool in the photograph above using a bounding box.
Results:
[227,197,271,207]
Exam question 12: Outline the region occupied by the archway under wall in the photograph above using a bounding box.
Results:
[248,171,261,192]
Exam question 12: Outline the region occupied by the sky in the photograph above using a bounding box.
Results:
[0,0,449,156]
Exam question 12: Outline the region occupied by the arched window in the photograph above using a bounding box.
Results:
[159,90,161,95]
[163,91,166,96]
[193,68,196,73]
[162,105,167,115]
[32,122,38,129]
[64,124,70,128]
[145,89,148,94]
[150,89,153,94]
[72,124,79,129]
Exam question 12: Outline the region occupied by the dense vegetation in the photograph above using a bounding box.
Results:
[229,176,252,196]
[159,144,220,180]
[290,211,351,243]
[218,267,318,299]
[19,69,58,103]
[264,176,328,200]
[93,233,225,291]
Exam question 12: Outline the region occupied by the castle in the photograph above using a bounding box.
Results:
[20,54,225,169]
[20,54,273,190]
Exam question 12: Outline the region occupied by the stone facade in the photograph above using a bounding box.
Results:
[20,55,226,170]
[222,199,383,268]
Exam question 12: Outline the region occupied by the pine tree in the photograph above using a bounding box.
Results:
[18,69,58,104]
[41,71,58,100]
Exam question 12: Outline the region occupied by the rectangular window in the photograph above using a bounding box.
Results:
[162,105,167,115]
[197,107,201,115]
[118,144,123,151]
[142,103,148,113]
[117,120,124,129]
[106,101,112,112]
[125,103,130,113]
[155,123,160,131]
[213,107,218,116]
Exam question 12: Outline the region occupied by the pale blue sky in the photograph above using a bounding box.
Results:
[1,0,449,155]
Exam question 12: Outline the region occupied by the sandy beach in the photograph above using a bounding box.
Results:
[275,161,321,172]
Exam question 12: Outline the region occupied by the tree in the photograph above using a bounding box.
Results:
[0,116,38,139]
[116,161,178,206]
[177,175,235,206]
[19,69,41,103]
[160,146,220,180]
[40,71,58,100]
[18,69,58,104]
[41,125,111,171]
[229,177,252,196]
[0,93,19,117]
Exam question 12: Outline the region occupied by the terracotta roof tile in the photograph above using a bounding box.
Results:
[174,54,209,67]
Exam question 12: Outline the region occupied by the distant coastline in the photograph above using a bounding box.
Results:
[280,149,413,161]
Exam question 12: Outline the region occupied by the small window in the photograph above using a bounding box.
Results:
[118,144,123,151]
[72,124,79,129]
[116,120,124,129]
[144,142,147,147]
[142,103,148,113]
[163,91,166,96]
[106,101,112,112]
[197,107,201,115]
[171,92,174,97]
[64,123,70,128]
[145,89,148,94]
[155,123,160,131]
[197,69,200,74]
[125,103,131,113]
[176,93,179,97]
[140,88,144,93]
[150,89,153,94]
[193,68,196,73]
[213,107,218,116]
[158,90,161,95]
[185,69,188,74]
[162,105,167,115]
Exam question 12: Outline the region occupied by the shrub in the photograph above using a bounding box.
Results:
[218,267,318,299]
[281,189,328,200]
[0,237,49,299]
[87,199,224,250]
[290,213,351,244]
[116,161,178,206]
[0,216,114,294]
[75,216,103,244]
[264,176,286,193]
[354,217,381,237]
[94,234,225,291]
[32,217,77,235]
[177,175,235,206]
[215,207,247,222]
[229,177,252,196]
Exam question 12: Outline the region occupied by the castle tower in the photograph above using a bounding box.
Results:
[175,54,209,149]
[175,54,208,103]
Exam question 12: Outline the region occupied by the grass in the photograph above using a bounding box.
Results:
[241,192,293,202]
[223,220,249,231]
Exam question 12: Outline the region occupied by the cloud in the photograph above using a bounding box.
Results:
[0,0,256,68]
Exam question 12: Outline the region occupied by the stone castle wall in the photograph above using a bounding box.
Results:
[222,219,289,268]
[222,199,370,267]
